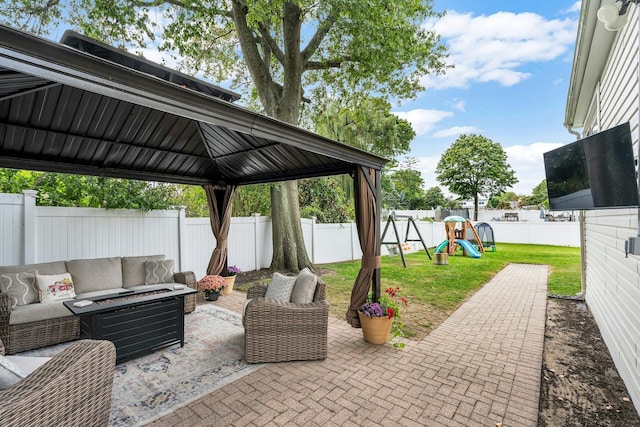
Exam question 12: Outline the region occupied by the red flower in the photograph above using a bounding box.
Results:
[401,297,408,306]
[387,307,395,319]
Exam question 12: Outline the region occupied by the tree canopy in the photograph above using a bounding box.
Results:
[436,134,518,220]
[2,0,448,272]
[424,186,446,209]
[0,170,177,210]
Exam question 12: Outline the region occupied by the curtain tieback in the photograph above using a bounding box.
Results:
[361,255,380,269]
[216,239,228,248]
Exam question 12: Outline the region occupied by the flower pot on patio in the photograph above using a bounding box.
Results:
[204,291,220,301]
[221,275,236,295]
[358,311,392,345]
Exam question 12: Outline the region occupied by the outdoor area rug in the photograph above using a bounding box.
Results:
[18,304,264,426]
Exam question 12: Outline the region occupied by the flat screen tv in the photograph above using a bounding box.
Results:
[543,122,639,210]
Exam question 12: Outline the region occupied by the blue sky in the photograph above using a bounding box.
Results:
[394,0,582,196]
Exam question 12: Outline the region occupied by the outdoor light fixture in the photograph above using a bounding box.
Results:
[597,0,640,31]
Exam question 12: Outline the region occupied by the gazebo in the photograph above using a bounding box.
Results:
[0,25,387,327]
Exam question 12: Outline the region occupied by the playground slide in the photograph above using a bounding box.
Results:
[434,240,449,253]
[456,239,482,258]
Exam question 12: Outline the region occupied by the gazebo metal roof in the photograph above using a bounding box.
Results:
[0,25,387,186]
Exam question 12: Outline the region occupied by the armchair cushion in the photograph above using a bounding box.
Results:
[290,268,318,304]
[264,273,296,302]
[0,355,24,390]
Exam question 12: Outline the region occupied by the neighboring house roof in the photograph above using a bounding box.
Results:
[0,25,387,187]
[565,0,617,130]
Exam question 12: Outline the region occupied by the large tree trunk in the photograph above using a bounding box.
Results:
[232,1,311,272]
[270,181,311,272]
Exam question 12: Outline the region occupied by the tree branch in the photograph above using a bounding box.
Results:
[301,6,340,65]
[257,25,285,65]
[304,58,349,70]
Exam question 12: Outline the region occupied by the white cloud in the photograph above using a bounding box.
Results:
[432,126,482,138]
[422,11,578,89]
[414,154,444,190]
[393,109,453,136]
[505,142,564,194]
[565,2,582,14]
[449,99,466,112]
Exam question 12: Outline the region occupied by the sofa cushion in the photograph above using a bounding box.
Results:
[144,260,175,285]
[0,354,25,390]
[67,257,122,293]
[290,268,318,304]
[0,261,67,276]
[36,273,76,303]
[264,273,297,302]
[9,302,73,325]
[122,255,165,288]
[74,288,128,300]
[0,271,39,308]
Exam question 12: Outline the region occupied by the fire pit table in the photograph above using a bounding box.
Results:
[64,286,197,362]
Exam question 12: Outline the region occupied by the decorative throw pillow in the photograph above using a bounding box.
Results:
[35,273,76,303]
[144,259,175,285]
[0,354,26,390]
[264,273,297,302]
[290,268,318,304]
[0,271,39,308]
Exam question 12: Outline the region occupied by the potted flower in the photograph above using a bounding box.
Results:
[197,275,227,301]
[221,265,241,295]
[358,286,408,348]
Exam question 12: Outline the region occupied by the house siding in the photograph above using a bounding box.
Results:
[582,7,640,412]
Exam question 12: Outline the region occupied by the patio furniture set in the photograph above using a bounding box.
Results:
[0,256,329,425]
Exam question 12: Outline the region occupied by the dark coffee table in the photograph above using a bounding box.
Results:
[64,286,197,362]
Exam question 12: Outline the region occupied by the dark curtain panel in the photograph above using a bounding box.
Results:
[346,166,381,327]
[204,184,236,275]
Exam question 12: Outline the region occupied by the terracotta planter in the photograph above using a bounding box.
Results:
[204,291,220,301]
[221,275,236,295]
[358,311,392,345]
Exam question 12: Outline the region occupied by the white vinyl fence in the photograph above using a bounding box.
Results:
[1,192,580,279]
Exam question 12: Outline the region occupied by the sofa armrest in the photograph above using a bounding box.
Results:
[174,271,196,290]
[0,293,11,350]
[247,283,268,299]
[0,339,116,427]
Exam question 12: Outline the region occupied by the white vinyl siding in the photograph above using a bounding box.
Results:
[581,7,640,414]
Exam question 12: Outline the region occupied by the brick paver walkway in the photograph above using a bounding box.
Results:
[149,263,548,426]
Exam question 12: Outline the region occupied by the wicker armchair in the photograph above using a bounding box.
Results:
[243,279,329,363]
[0,338,116,427]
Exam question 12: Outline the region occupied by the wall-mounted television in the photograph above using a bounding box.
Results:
[543,122,639,210]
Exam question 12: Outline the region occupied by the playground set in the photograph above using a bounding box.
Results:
[434,216,485,258]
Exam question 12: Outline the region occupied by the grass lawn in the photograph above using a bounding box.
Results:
[320,243,581,340]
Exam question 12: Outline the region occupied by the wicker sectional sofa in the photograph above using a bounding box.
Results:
[0,255,196,354]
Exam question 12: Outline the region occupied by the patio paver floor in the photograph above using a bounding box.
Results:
[149,263,548,426]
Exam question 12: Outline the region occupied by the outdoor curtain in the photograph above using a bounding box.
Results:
[204,184,236,275]
[346,166,381,328]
